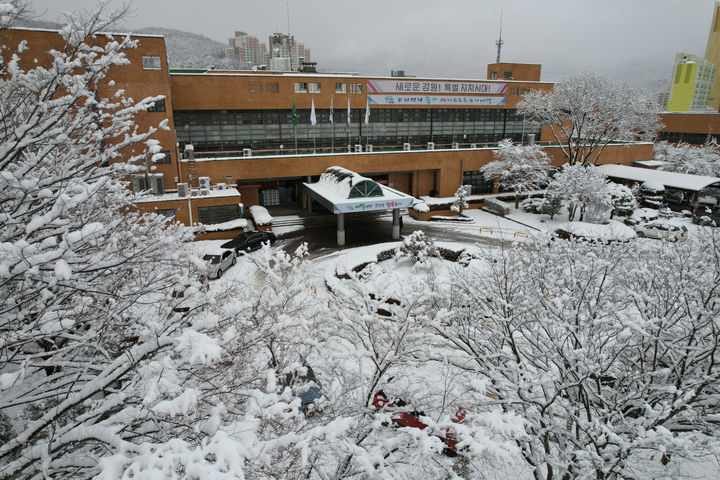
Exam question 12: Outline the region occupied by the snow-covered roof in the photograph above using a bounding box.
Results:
[304,167,413,214]
[598,164,720,192]
[631,160,668,168]
[133,187,242,203]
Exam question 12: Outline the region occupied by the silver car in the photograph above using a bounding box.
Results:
[635,222,688,242]
[203,249,237,279]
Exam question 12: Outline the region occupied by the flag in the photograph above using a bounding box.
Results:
[364,97,370,125]
[347,97,351,124]
[310,98,316,126]
[329,96,334,124]
[292,100,297,126]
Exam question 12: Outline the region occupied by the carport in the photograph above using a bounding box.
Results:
[304,166,415,246]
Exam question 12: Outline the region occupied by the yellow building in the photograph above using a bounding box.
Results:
[667,53,715,112]
[706,1,720,110]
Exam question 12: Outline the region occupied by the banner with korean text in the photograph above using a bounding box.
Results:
[366,79,507,94]
[368,94,507,106]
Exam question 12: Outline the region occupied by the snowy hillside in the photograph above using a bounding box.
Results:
[137,26,233,70]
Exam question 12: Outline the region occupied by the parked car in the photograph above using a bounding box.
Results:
[634,222,688,242]
[221,231,276,254]
[203,249,236,279]
[372,390,466,456]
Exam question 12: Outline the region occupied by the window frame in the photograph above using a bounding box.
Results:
[141,55,162,70]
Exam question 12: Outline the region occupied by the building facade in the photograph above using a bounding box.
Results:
[2,27,666,232]
[706,1,720,110]
[226,31,269,68]
[667,53,716,112]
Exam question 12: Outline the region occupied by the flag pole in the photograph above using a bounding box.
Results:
[292,99,298,154]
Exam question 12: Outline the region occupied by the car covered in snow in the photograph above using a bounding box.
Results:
[203,249,237,279]
[634,221,688,242]
[221,231,276,254]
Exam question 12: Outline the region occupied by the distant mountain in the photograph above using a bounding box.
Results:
[136,27,233,70]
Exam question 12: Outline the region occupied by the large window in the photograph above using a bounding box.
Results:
[173,108,541,152]
[350,83,363,94]
[294,82,308,93]
[141,56,162,70]
[335,83,347,93]
[198,204,242,225]
[309,82,321,93]
[463,171,494,194]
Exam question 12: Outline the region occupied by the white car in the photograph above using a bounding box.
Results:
[635,222,688,242]
[203,249,237,279]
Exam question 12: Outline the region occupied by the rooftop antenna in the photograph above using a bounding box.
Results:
[286,2,291,35]
[495,11,504,64]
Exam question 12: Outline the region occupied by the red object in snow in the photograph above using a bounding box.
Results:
[371,391,465,452]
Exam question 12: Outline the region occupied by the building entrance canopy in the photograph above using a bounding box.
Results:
[303,166,414,245]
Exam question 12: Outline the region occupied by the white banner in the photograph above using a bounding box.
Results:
[368,94,506,106]
[367,79,507,94]
[333,197,414,214]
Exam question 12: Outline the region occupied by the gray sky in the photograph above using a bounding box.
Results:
[29,0,715,89]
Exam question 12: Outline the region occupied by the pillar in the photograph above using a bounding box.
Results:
[337,212,345,246]
[392,208,400,240]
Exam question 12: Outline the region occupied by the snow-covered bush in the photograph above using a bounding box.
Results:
[412,199,429,213]
[450,185,469,214]
[640,181,665,208]
[654,140,720,177]
[521,197,545,213]
[609,183,636,217]
[394,230,439,264]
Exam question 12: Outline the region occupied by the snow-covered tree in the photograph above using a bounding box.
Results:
[481,138,550,208]
[435,235,720,479]
[450,185,469,214]
[0,6,201,478]
[394,230,439,264]
[654,140,720,177]
[548,163,612,222]
[519,73,661,166]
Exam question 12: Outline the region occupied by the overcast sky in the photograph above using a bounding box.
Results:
[29,0,716,89]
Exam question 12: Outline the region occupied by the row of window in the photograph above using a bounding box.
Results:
[174,108,538,152]
[175,108,528,126]
[294,82,363,94]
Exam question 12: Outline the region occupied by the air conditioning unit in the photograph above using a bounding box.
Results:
[177,182,189,197]
[366,144,373,152]
[200,188,209,196]
[242,148,252,157]
[470,143,479,149]
[199,176,211,190]
[451,142,459,149]
[403,143,411,151]
[150,174,165,195]
[354,144,363,153]
[427,142,435,150]
[216,182,227,190]
[130,174,147,193]
[190,188,199,197]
